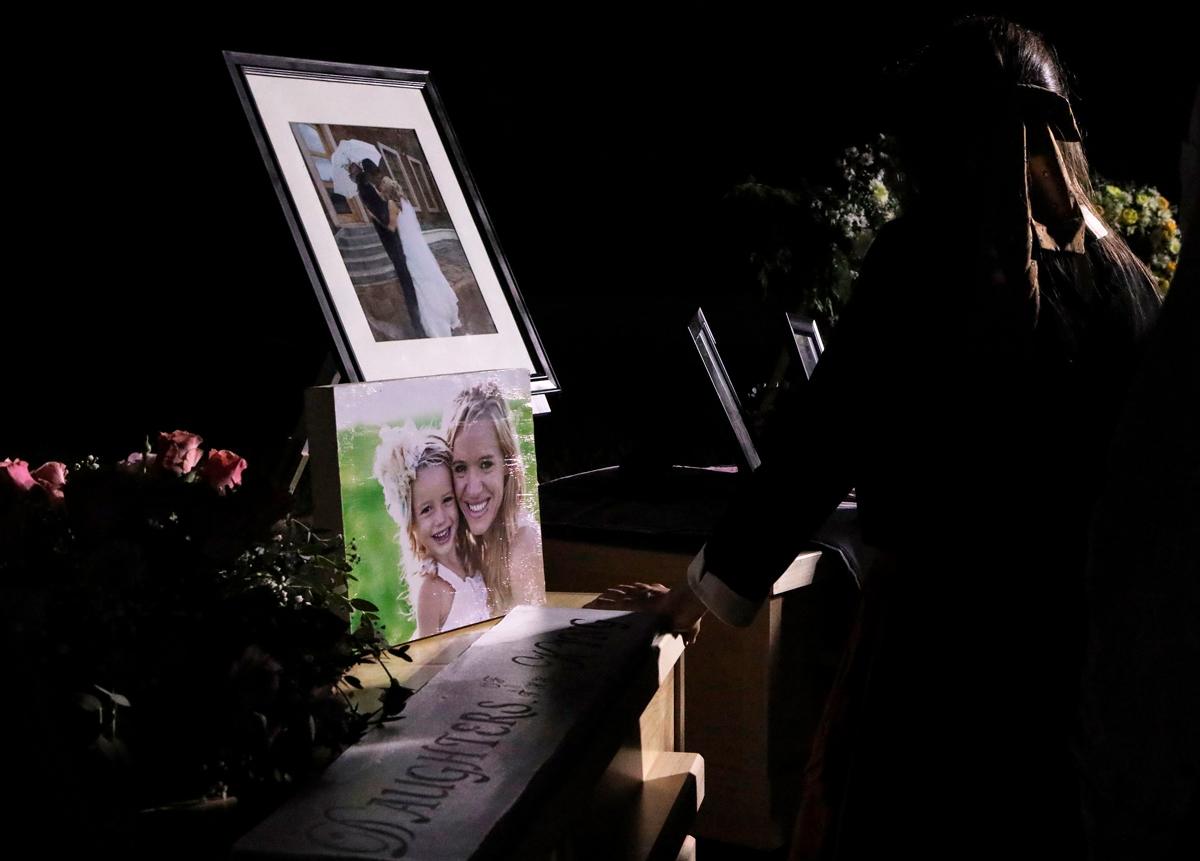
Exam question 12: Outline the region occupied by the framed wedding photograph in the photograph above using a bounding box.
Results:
[225,52,557,393]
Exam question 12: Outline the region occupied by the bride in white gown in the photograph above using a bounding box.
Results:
[394,198,461,339]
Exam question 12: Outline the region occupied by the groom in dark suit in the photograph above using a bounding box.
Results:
[351,159,428,339]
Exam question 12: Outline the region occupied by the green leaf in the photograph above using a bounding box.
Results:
[94,685,131,708]
[75,693,103,714]
[387,645,414,663]
[95,736,117,759]
[287,572,322,590]
[381,679,413,718]
[349,598,379,612]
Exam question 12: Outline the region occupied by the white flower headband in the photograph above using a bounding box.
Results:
[373,422,444,531]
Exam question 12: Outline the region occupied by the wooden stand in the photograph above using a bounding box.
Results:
[544,543,858,850]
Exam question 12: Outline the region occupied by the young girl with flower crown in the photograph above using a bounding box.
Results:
[373,425,489,638]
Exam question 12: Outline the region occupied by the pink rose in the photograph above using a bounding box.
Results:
[157,430,204,475]
[117,451,158,474]
[0,458,36,493]
[31,461,68,501]
[201,449,247,494]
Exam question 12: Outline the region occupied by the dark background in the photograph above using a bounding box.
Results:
[5,9,1194,484]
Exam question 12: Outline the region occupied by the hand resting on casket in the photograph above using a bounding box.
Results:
[585,582,705,646]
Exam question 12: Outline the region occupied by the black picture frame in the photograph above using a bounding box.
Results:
[224,52,558,394]
[688,308,762,472]
[785,311,825,382]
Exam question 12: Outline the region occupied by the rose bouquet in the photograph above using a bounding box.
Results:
[2,431,412,851]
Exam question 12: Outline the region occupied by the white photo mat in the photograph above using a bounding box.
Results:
[243,69,538,383]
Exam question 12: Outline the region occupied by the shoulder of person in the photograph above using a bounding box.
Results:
[416,573,454,636]
[511,521,542,559]
[420,573,454,599]
[516,506,541,531]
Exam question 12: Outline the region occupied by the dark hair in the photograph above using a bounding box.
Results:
[355,162,389,226]
[891,16,1160,343]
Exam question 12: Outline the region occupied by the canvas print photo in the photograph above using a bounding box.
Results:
[291,122,498,342]
[307,369,543,644]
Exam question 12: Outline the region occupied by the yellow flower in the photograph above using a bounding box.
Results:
[870,178,889,204]
[1158,278,1171,292]
[1121,208,1139,225]
[1166,219,1177,234]
[1135,193,1150,206]
[1158,196,1170,209]
[1166,261,1177,272]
